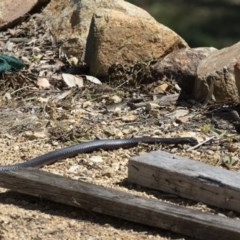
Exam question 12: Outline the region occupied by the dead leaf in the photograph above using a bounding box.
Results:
[154,83,169,94]
[37,97,49,103]
[109,95,122,103]
[3,92,12,100]
[62,73,84,88]
[166,109,189,120]
[176,115,190,124]
[145,102,160,112]
[55,90,73,100]
[85,75,102,85]
[68,57,78,66]
[37,77,51,89]
[121,114,137,122]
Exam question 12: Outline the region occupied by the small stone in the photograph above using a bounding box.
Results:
[121,114,137,122]
[68,165,79,173]
[102,170,113,178]
[90,155,103,163]
[109,95,122,104]
[23,129,48,140]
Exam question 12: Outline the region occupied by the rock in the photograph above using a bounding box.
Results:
[151,47,217,99]
[0,0,49,30]
[44,0,187,75]
[194,41,240,104]
[23,129,48,140]
[85,8,187,76]
[234,59,240,91]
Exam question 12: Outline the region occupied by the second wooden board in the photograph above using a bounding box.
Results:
[128,150,240,212]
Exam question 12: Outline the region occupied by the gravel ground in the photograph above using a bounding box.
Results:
[1,11,240,240]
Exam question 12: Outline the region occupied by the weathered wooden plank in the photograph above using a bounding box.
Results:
[0,169,240,240]
[128,150,240,212]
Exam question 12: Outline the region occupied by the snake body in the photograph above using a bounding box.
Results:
[0,137,197,172]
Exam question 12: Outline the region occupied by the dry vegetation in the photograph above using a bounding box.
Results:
[0,13,240,240]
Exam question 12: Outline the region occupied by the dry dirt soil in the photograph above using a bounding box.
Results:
[0,11,240,240]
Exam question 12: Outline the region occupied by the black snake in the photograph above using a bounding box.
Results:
[0,137,197,171]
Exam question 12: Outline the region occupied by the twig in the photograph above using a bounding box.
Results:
[187,136,215,151]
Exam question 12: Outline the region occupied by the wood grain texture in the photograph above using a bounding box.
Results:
[0,169,240,239]
[128,150,240,212]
